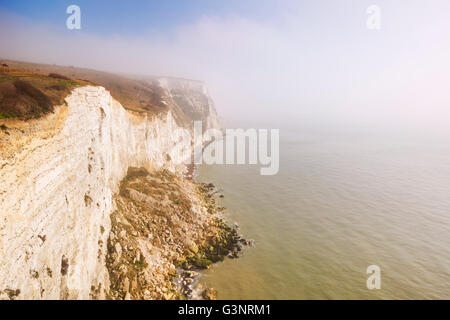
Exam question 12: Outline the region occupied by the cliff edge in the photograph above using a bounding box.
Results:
[0,81,224,299]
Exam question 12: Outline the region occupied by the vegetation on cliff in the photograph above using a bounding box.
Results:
[0,67,91,119]
[0,60,168,117]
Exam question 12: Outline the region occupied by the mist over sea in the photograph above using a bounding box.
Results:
[196,124,450,299]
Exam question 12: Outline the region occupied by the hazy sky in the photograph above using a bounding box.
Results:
[1,0,450,131]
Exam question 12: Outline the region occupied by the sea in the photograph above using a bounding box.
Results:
[195,125,450,299]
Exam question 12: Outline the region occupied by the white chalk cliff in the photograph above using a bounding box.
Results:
[0,83,220,299]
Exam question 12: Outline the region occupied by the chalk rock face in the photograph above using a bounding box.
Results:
[0,85,219,299]
[159,78,221,131]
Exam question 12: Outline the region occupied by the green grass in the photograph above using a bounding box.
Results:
[0,113,19,119]
[0,69,93,120]
[59,79,79,87]
[0,74,17,83]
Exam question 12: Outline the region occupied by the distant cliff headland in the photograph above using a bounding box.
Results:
[0,60,246,300]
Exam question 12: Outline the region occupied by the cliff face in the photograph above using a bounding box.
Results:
[159,78,221,131]
[0,84,220,299]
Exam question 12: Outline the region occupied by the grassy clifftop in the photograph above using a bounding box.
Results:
[0,68,92,119]
[1,60,169,117]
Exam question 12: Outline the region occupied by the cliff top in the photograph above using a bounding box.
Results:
[0,68,93,120]
[0,60,169,119]
[0,60,220,134]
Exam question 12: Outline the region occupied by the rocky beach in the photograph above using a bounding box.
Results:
[105,167,249,300]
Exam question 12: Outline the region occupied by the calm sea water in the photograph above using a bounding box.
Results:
[196,128,450,299]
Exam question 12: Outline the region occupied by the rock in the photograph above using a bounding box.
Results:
[191,256,212,269]
[183,239,198,254]
[164,293,173,300]
[115,242,122,257]
[202,288,218,300]
[4,288,20,300]
[121,277,130,293]
[130,277,138,293]
[189,271,199,277]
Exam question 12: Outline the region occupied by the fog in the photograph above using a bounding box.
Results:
[1,0,450,133]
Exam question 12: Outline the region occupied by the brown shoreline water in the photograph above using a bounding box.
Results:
[195,130,450,299]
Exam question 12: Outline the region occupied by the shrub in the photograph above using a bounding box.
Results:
[0,113,19,119]
[48,73,71,80]
[13,80,53,113]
